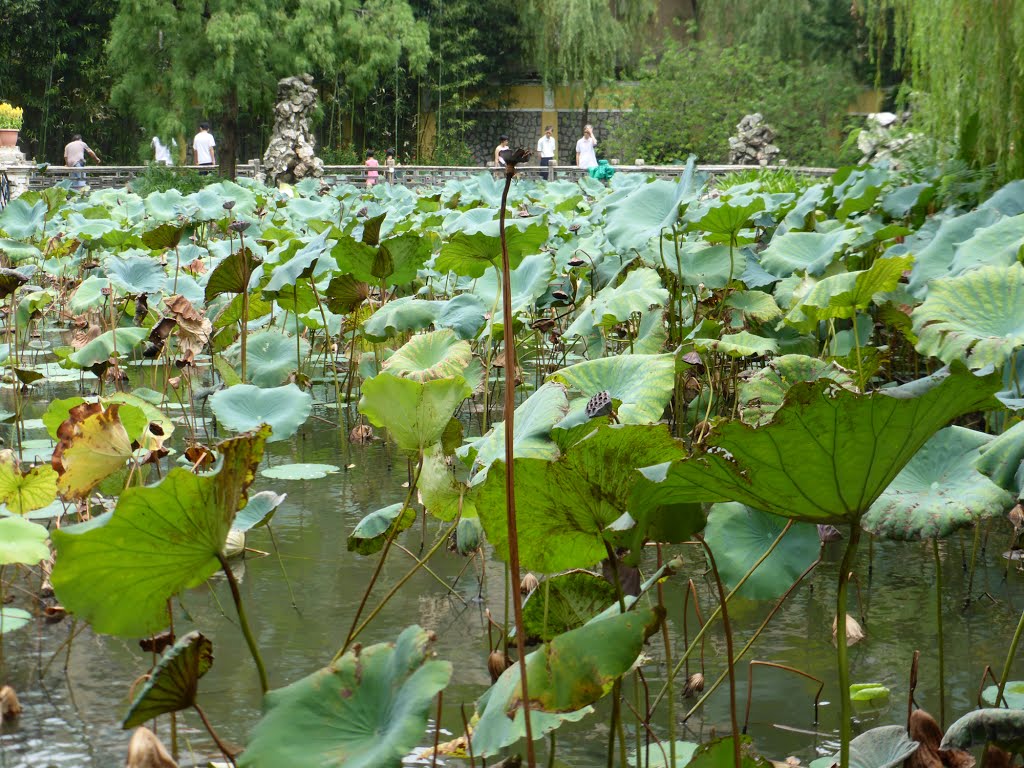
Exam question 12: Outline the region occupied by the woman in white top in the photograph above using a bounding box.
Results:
[575,124,598,169]
[494,135,510,166]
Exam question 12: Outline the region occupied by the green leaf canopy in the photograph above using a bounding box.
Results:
[239,626,452,768]
[634,365,1000,524]
[50,428,269,636]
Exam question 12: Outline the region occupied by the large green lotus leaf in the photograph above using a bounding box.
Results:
[69,276,111,314]
[913,263,1024,369]
[381,329,473,382]
[205,247,264,301]
[0,198,46,239]
[239,625,452,768]
[881,183,935,219]
[810,726,918,768]
[941,709,1024,753]
[475,424,685,571]
[347,502,416,555]
[263,229,333,295]
[43,394,171,446]
[122,631,213,728]
[50,427,269,636]
[470,253,555,324]
[103,253,167,295]
[0,453,57,515]
[330,232,379,283]
[662,243,745,289]
[684,736,773,768]
[359,372,472,453]
[228,331,309,388]
[948,213,1024,276]
[436,293,488,340]
[786,255,913,328]
[603,162,702,251]
[704,503,820,600]
[436,222,548,278]
[209,384,312,443]
[906,208,1000,298]
[140,222,185,251]
[377,231,432,284]
[982,682,1024,708]
[862,426,1011,540]
[144,188,186,220]
[418,446,477,521]
[693,331,778,358]
[833,166,889,221]
[467,381,570,478]
[724,290,782,323]
[738,355,857,427]
[473,606,664,756]
[0,239,42,262]
[362,297,442,342]
[68,327,148,368]
[0,516,49,565]
[564,268,668,339]
[688,197,765,242]
[548,353,675,425]
[323,273,369,314]
[974,418,1024,490]
[634,364,1000,524]
[16,289,53,330]
[759,227,860,277]
[520,570,618,642]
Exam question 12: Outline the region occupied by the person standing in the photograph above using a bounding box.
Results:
[365,149,379,187]
[575,124,598,170]
[536,125,556,181]
[63,133,100,191]
[385,148,397,184]
[152,135,175,165]
[494,135,510,167]
[192,122,216,170]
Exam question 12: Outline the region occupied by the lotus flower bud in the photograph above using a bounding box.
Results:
[126,726,178,768]
[520,573,539,594]
[488,651,512,683]
[0,686,22,722]
[683,672,705,698]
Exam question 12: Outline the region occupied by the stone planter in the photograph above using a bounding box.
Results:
[0,129,19,148]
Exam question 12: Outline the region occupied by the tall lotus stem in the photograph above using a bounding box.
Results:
[217,552,268,695]
[499,149,536,768]
[933,540,946,728]
[996,605,1024,707]
[836,524,862,768]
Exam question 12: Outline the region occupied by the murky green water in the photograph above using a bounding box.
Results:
[1,374,1022,767]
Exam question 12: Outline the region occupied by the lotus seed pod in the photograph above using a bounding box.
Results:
[585,390,614,419]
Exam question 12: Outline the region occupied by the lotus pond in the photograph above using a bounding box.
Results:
[0,163,1022,768]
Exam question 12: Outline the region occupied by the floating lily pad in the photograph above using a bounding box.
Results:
[0,607,32,635]
[260,463,340,480]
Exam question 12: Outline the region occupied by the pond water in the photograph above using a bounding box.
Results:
[1,374,1022,767]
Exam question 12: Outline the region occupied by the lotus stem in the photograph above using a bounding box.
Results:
[658,545,677,768]
[194,703,237,767]
[699,534,741,768]
[996,604,1024,707]
[217,552,268,696]
[836,524,862,768]
[499,159,536,768]
[933,539,946,729]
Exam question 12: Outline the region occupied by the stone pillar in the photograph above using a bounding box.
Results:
[262,74,324,187]
[0,146,35,202]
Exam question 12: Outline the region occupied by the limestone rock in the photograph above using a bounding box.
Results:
[262,74,324,187]
[728,113,781,166]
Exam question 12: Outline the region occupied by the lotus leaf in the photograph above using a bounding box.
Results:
[469,253,556,325]
[913,263,1024,369]
[104,253,167,295]
[549,353,675,425]
[418,446,477,521]
[759,227,859,277]
[982,681,1024,709]
[375,231,432,284]
[982,179,1024,216]
[232,490,286,532]
[0,516,49,565]
[786,255,913,328]
[229,331,308,388]
[705,503,820,599]
[603,161,702,251]
[70,276,111,313]
[863,427,1011,540]
[0,607,32,634]
[738,355,856,427]
[810,725,918,768]
[664,243,746,289]
[359,373,472,453]
[693,331,778,358]
[0,198,45,239]
[122,631,213,728]
[140,222,185,250]
[881,183,935,219]
[50,427,269,636]
[260,463,339,480]
[434,292,488,340]
[833,166,889,220]
[975,418,1024,491]
[205,247,263,301]
[688,197,765,243]
[475,424,684,571]
[520,570,618,642]
[238,625,452,768]
[263,229,333,295]
[947,214,1024,277]
[362,296,442,341]
[323,273,369,314]
[564,268,668,340]
[905,208,1000,298]
[52,402,134,501]
[347,502,416,555]
[634,364,1000,524]
[0,453,57,515]
[724,291,782,323]
[43,394,171,447]
[382,329,473,382]
[684,737,773,768]
[67,327,148,369]
[471,607,664,756]
[940,709,1024,753]
[209,384,312,443]
[436,222,548,278]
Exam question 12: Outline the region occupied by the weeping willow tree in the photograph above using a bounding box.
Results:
[520,0,655,126]
[857,0,1024,179]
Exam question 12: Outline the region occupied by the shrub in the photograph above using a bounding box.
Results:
[129,163,225,196]
[608,41,862,167]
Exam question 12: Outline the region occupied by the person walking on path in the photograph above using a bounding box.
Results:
[575,124,598,169]
[192,122,216,170]
[63,134,100,190]
[494,135,510,167]
[365,149,379,187]
[537,125,556,180]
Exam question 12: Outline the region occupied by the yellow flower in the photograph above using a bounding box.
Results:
[0,103,23,130]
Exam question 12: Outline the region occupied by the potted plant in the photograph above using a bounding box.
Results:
[0,103,23,148]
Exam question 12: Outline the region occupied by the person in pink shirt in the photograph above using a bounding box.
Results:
[365,150,379,187]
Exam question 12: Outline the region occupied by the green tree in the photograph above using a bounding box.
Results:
[856,0,1024,180]
[107,0,429,176]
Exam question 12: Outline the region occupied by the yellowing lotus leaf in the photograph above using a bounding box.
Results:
[0,450,58,515]
[51,402,133,501]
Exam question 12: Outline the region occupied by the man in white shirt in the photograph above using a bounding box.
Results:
[192,122,216,170]
[537,125,556,181]
[152,136,175,165]
[575,124,598,169]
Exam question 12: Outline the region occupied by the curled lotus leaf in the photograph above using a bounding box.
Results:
[940,709,1024,754]
[51,402,134,501]
[381,329,474,382]
[122,631,213,728]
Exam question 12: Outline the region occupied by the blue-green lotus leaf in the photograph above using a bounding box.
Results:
[906,208,1000,298]
[981,681,1024,709]
[811,725,918,768]
[947,213,1024,277]
[362,296,442,342]
[549,353,676,425]
[604,160,702,251]
[104,253,168,295]
[260,463,339,480]
[759,227,859,277]
[436,222,548,278]
[0,198,46,239]
[359,372,472,453]
[0,516,50,565]
[381,329,474,382]
[347,502,416,555]
[209,383,312,443]
[228,331,308,387]
[68,327,149,368]
[881,183,935,219]
[738,355,857,427]
[469,253,555,325]
[941,709,1024,753]
[565,268,668,340]
[436,293,488,339]
[663,243,748,289]
[232,490,286,532]
[239,626,452,768]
